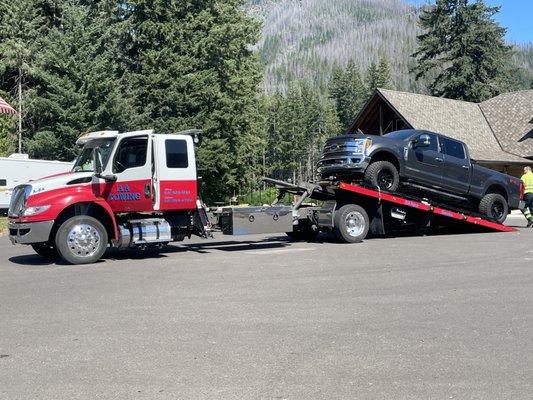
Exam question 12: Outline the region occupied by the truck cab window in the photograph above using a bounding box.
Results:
[113,136,148,173]
[165,139,188,168]
[441,137,465,159]
[0,179,6,186]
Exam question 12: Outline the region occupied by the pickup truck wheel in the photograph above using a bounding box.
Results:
[479,193,509,224]
[364,161,400,192]
[31,242,59,259]
[55,216,108,265]
[334,204,370,243]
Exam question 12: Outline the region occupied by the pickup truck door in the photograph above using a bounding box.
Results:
[152,135,197,211]
[404,132,444,187]
[440,137,470,195]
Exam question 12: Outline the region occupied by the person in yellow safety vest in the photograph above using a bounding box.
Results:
[521,166,533,228]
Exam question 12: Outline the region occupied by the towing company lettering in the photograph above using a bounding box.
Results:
[108,184,141,201]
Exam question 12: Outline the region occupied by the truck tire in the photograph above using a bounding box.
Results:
[55,215,108,265]
[31,242,59,259]
[334,204,370,243]
[364,161,400,192]
[479,193,509,224]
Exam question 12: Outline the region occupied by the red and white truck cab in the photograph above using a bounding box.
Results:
[8,129,212,264]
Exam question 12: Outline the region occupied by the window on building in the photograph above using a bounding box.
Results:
[165,140,188,168]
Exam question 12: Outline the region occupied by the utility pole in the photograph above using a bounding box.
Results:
[17,66,22,153]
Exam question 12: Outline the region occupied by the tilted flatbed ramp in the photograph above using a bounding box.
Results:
[336,182,516,233]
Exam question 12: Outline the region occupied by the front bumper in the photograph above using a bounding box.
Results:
[317,155,371,176]
[8,220,54,245]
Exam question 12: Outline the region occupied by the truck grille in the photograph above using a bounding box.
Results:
[8,185,31,217]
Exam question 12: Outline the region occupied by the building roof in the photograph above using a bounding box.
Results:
[479,90,533,158]
[363,89,531,164]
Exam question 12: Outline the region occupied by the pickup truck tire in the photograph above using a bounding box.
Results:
[55,215,108,265]
[334,204,370,243]
[364,161,400,192]
[479,193,509,224]
[31,242,59,259]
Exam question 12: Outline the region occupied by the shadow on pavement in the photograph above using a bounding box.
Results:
[8,253,66,266]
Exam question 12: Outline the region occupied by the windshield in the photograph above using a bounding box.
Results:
[384,130,415,140]
[72,138,116,172]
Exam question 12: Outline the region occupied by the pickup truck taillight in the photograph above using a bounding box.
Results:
[520,182,525,200]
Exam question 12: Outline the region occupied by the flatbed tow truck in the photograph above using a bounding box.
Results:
[8,129,517,265]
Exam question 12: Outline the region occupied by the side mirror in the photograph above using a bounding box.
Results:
[414,134,431,148]
[92,148,117,182]
[93,148,103,175]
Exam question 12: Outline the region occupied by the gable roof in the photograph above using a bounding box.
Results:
[374,89,527,163]
[479,90,533,158]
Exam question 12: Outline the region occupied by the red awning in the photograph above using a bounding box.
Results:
[0,96,16,115]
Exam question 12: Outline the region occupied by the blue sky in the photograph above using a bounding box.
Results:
[404,0,532,44]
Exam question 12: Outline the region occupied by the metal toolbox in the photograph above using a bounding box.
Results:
[219,206,294,235]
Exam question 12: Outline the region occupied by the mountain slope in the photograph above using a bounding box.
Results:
[247,0,533,93]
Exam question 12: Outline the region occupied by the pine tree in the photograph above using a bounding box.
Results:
[367,55,395,92]
[412,0,513,102]
[376,55,394,90]
[25,1,132,160]
[0,0,44,153]
[329,60,368,131]
[122,0,262,202]
[264,80,339,183]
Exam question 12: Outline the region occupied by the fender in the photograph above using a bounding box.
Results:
[482,178,510,199]
[368,146,405,175]
[17,184,119,239]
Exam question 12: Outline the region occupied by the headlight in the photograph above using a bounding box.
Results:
[22,205,51,216]
[352,139,372,155]
[352,139,366,154]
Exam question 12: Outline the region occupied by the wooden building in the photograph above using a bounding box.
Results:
[348,89,533,176]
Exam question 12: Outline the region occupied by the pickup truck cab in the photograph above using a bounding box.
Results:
[317,129,524,223]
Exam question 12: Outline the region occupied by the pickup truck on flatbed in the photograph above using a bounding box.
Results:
[317,129,524,223]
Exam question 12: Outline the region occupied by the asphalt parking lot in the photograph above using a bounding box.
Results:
[1,217,532,399]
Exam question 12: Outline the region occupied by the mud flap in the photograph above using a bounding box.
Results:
[194,199,213,238]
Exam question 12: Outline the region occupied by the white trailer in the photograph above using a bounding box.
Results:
[0,154,72,212]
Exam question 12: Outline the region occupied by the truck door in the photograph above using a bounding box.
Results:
[152,135,197,211]
[102,134,154,213]
[440,137,470,195]
[404,132,443,187]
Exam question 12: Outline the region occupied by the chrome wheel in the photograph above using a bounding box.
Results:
[345,211,365,238]
[67,224,101,258]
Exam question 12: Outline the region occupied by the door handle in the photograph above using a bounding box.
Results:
[435,157,443,162]
[144,183,152,198]
[462,165,470,169]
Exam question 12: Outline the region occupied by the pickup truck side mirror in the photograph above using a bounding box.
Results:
[413,134,431,148]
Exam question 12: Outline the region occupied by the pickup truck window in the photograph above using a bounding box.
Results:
[441,137,466,159]
[0,179,6,187]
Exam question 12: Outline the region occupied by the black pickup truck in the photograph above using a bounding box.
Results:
[317,129,524,223]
